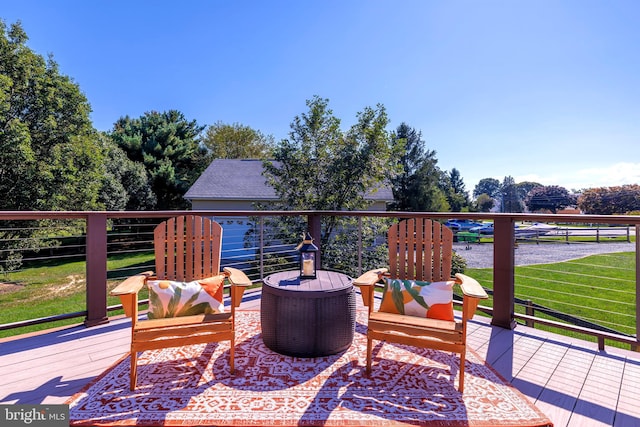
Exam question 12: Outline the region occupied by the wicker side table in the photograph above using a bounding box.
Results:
[261,270,356,357]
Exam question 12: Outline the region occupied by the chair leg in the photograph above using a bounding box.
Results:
[366,335,373,373]
[130,350,138,391]
[458,350,466,393]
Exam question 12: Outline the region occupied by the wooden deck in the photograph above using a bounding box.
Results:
[2,289,639,427]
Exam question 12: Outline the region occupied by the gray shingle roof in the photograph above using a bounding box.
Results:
[185,159,276,201]
[184,158,394,202]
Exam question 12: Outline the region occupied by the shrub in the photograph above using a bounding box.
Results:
[451,251,467,275]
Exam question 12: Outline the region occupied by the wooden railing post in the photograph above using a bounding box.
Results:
[307,213,322,270]
[492,216,517,329]
[85,213,109,327]
[525,300,535,328]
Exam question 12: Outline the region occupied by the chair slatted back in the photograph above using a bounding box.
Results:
[154,215,222,282]
[387,218,453,282]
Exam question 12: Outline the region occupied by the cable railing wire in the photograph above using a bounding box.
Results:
[0,214,637,350]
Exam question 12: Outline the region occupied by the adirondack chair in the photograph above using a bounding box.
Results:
[354,218,488,392]
[110,215,252,390]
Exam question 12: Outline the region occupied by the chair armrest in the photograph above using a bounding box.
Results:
[199,274,227,287]
[353,268,387,311]
[110,271,154,296]
[353,268,388,286]
[454,273,488,299]
[224,267,252,287]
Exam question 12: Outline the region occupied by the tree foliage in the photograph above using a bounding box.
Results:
[202,121,275,159]
[473,178,501,199]
[577,185,640,214]
[263,96,398,217]
[97,133,155,210]
[0,20,103,211]
[0,20,106,273]
[474,193,495,212]
[442,168,470,212]
[109,110,208,210]
[524,185,575,213]
[389,123,448,212]
[262,96,399,273]
[516,181,542,202]
[500,176,523,213]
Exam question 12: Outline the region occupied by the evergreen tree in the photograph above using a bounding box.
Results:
[500,176,523,213]
[443,168,470,212]
[110,110,208,210]
[389,123,448,212]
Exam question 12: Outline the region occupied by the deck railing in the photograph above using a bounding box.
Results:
[0,210,638,351]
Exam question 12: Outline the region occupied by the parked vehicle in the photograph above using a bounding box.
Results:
[469,223,495,235]
[469,222,557,237]
[444,219,483,232]
[516,222,557,237]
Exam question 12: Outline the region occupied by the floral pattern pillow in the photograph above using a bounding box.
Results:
[379,278,455,321]
[147,275,225,319]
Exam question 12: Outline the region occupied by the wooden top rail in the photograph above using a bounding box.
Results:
[0,210,639,226]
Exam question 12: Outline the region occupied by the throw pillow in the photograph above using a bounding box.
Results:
[147,275,225,319]
[379,278,454,321]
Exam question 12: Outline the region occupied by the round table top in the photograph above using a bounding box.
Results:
[263,270,353,295]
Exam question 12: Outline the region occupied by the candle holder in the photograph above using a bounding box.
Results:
[296,232,318,279]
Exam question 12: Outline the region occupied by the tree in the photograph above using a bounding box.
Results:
[473,178,501,199]
[500,176,523,213]
[262,96,399,275]
[110,110,208,210]
[516,181,542,202]
[202,121,275,159]
[578,185,640,214]
[0,20,105,274]
[97,133,156,211]
[524,185,575,213]
[475,193,495,212]
[389,123,448,212]
[0,20,104,211]
[443,168,470,212]
[263,96,398,218]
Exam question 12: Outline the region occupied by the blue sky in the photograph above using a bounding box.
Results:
[3,0,639,194]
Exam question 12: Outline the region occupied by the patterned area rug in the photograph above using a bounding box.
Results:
[68,311,552,426]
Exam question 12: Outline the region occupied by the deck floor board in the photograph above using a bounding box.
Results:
[1,289,639,427]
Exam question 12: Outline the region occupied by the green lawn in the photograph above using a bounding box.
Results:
[467,251,636,344]
[0,252,155,338]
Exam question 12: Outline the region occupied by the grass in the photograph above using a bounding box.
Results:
[0,252,155,338]
[467,251,636,346]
